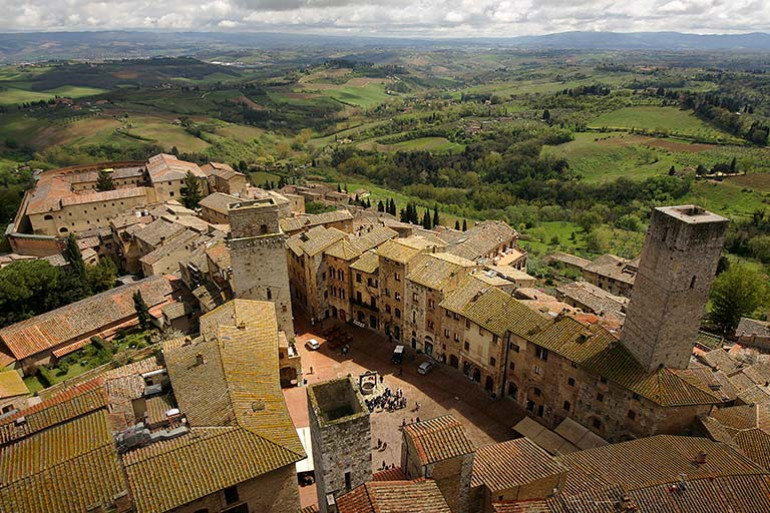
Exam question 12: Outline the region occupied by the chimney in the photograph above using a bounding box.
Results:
[195,353,205,366]
[694,451,707,465]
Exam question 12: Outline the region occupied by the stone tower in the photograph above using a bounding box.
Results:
[229,198,295,339]
[622,205,728,372]
[308,377,372,513]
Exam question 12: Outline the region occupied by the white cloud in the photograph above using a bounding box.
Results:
[1,0,769,35]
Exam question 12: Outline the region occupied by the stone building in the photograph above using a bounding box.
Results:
[280,209,354,237]
[623,206,728,372]
[229,198,296,339]
[324,227,398,323]
[308,376,372,513]
[377,236,443,343]
[201,161,248,195]
[403,253,477,357]
[401,416,475,513]
[350,251,381,331]
[0,299,305,513]
[199,192,241,224]
[145,153,210,203]
[286,226,349,321]
[581,254,637,297]
[0,370,30,414]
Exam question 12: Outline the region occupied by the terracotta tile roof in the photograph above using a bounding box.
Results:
[290,226,349,256]
[626,474,770,513]
[377,238,425,264]
[134,217,187,247]
[26,175,75,215]
[205,239,231,269]
[492,501,551,513]
[325,227,398,261]
[147,153,205,182]
[130,300,304,513]
[556,435,766,495]
[0,276,173,360]
[351,251,380,274]
[199,192,240,215]
[146,393,175,426]
[736,317,770,338]
[701,404,770,469]
[202,161,242,181]
[530,317,723,407]
[337,479,452,513]
[556,281,628,316]
[402,415,473,465]
[545,252,592,270]
[462,288,551,338]
[698,348,741,374]
[280,209,353,233]
[407,253,477,291]
[0,378,107,444]
[372,467,408,481]
[583,254,636,285]
[446,221,517,261]
[139,229,199,266]
[0,410,128,513]
[0,371,29,399]
[440,275,492,314]
[60,186,147,207]
[472,438,567,491]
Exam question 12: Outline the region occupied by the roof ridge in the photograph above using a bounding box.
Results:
[121,426,240,467]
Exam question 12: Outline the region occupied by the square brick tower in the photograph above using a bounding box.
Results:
[308,377,372,513]
[229,198,295,339]
[622,205,728,372]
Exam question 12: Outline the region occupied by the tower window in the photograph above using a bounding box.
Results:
[690,275,697,289]
[261,224,268,234]
[267,288,272,300]
[345,471,352,491]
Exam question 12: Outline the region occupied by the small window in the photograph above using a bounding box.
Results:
[489,357,496,367]
[632,393,640,401]
[224,486,239,504]
[563,401,571,411]
[260,224,268,234]
[395,292,401,302]
[266,288,272,300]
[356,273,362,283]
[465,319,470,329]
[509,342,520,353]
[628,410,637,420]
[413,292,418,301]
[395,308,401,319]
[568,377,575,386]
[600,376,607,384]
[571,362,578,368]
[492,334,499,344]
[345,471,352,491]
[535,346,548,361]
[596,392,604,402]
[464,341,470,351]
[44,214,53,221]
[395,272,401,281]
[444,329,449,338]
[533,388,541,397]
[386,305,391,314]
[169,191,174,197]
[592,418,602,430]
[509,361,515,371]
[690,275,697,289]
[533,365,542,375]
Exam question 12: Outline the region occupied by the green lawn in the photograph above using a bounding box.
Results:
[125,117,210,152]
[0,85,106,105]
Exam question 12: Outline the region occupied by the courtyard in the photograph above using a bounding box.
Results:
[284,312,529,509]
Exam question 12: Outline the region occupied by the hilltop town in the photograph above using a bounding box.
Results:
[0,152,768,513]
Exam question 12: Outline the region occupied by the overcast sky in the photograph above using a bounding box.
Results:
[2,0,769,36]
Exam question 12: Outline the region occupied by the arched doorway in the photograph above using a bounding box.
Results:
[472,368,481,382]
[424,336,434,357]
[394,326,400,341]
[411,330,417,349]
[449,355,459,368]
[507,382,518,399]
[280,366,298,388]
[485,376,494,392]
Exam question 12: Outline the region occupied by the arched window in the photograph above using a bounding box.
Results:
[59,227,69,234]
[43,214,53,221]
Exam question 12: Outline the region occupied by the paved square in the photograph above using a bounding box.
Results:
[284,313,528,509]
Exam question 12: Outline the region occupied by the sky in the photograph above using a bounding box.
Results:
[2,0,769,36]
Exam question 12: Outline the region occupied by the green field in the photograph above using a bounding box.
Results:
[0,85,106,105]
[380,137,466,153]
[588,106,737,142]
[318,83,392,109]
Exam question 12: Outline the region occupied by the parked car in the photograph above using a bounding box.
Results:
[417,360,435,375]
[306,339,321,351]
[392,345,405,364]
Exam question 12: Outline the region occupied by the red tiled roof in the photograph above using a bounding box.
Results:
[337,479,451,513]
[472,438,567,491]
[372,467,407,481]
[0,276,173,361]
[403,415,474,466]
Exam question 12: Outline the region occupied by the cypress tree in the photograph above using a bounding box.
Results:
[133,291,151,331]
[454,220,460,230]
[378,200,384,212]
[63,233,86,279]
[433,205,439,227]
[462,219,468,231]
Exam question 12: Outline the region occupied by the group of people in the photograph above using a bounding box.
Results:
[365,386,407,413]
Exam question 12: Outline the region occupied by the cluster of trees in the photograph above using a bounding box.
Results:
[725,210,770,264]
[0,166,34,224]
[398,202,440,229]
[695,158,738,176]
[558,84,611,97]
[677,90,769,145]
[0,235,116,328]
[709,263,769,336]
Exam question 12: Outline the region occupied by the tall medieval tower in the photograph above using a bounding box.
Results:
[622,205,728,372]
[229,198,295,339]
[308,377,372,513]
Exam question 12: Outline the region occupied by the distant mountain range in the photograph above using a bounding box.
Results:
[1,30,770,63]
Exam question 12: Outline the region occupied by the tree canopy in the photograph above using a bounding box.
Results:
[709,264,769,336]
